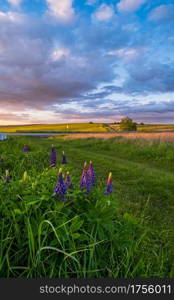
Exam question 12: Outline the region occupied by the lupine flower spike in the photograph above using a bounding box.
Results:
[80,161,91,193]
[104,172,112,194]
[62,151,67,164]
[23,145,29,152]
[88,160,96,186]
[50,144,56,167]
[5,170,11,184]
[54,168,67,201]
[65,171,73,189]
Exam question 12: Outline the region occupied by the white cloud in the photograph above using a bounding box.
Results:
[94,4,114,21]
[0,11,24,22]
[108,47,144,62]
[7,0,22,6]
[46,0,75,22]
[51,47,70,61]
[86,0,98,6]
[117,0,146,13]
[149,4,174,22]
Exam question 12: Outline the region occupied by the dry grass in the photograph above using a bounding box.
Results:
[63,132,174,142]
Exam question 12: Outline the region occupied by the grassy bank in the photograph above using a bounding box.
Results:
[0,136,174,277]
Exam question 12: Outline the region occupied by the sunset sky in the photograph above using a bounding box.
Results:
[0,0,174,125]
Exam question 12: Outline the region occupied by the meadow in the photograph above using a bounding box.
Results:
[0,135,174,278]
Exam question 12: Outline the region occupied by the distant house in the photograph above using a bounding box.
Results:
[0,133,7,141]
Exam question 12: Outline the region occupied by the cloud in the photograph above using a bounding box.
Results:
[149,4,174,22]
[117,0,147,13]
[50,47,70,61]
[108,47,145,62]
[7,0,22,6]
[46,0,75,22]
[86,0,98,6]
[0,11,24,22]
[94,4,114,21]
[123,63,174,95]
[0,11,117,112]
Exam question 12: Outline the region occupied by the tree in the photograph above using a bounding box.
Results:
[119,117,137,131]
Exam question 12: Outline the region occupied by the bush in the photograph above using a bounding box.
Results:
[119,117,137,131]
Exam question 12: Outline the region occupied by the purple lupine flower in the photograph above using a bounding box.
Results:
[65,171,73,189]
[50,145,56,167]
[5,170,11,184]
[80,162,91,193]
[104,172,113,194]
[62,151,67,164]
[54,168,67,201]
[23,145,29,152]
[88,160,96,186]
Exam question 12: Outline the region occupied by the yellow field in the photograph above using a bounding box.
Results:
[0,123,108,133]
[1,123,174,133]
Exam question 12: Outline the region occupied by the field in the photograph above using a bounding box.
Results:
[59,132,174,142]
[1,123,174,133]
[109,124,174,132]
[0,135,174,278]
[0,123,108,133]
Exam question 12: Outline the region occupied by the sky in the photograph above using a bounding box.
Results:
[0,0,174,125]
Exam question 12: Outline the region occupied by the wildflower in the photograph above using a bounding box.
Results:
[23,145,29,152]
[54,168,66,201]
[104,172,113,194]
[80,161,91,193]
[65,171,73,189]
[62,151,67,164]
[50,145,56,167]
[5,170,11,184]
[88,160,96,186]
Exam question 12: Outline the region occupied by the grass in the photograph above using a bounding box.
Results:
[0,136,174,278]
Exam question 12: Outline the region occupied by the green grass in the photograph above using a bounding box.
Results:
[0,136,174,278]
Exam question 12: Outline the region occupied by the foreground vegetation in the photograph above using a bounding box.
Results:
[0,136,174,278]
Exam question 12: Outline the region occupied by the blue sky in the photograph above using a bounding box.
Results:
[0,0,174,124]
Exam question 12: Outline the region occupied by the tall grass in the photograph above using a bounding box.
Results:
[0,136,174,277]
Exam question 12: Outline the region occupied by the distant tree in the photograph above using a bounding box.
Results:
[140,122,144,125]
[89,121,94,124]
[119,117,137,131]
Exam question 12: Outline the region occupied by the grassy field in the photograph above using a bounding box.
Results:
[1,123,174,133]
[110,124,174,132]
[0,136,174,278]
[0,123,108,133]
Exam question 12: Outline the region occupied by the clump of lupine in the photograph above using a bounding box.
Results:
[23,145,30,152]
[80,162,91,194]
[5,170,11,184]
[62,151,67,164]
[50,145,57,167]
[65,171,73,189]
[104,172,113,194]
[88,160,96,186]
[54,168,67,201]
